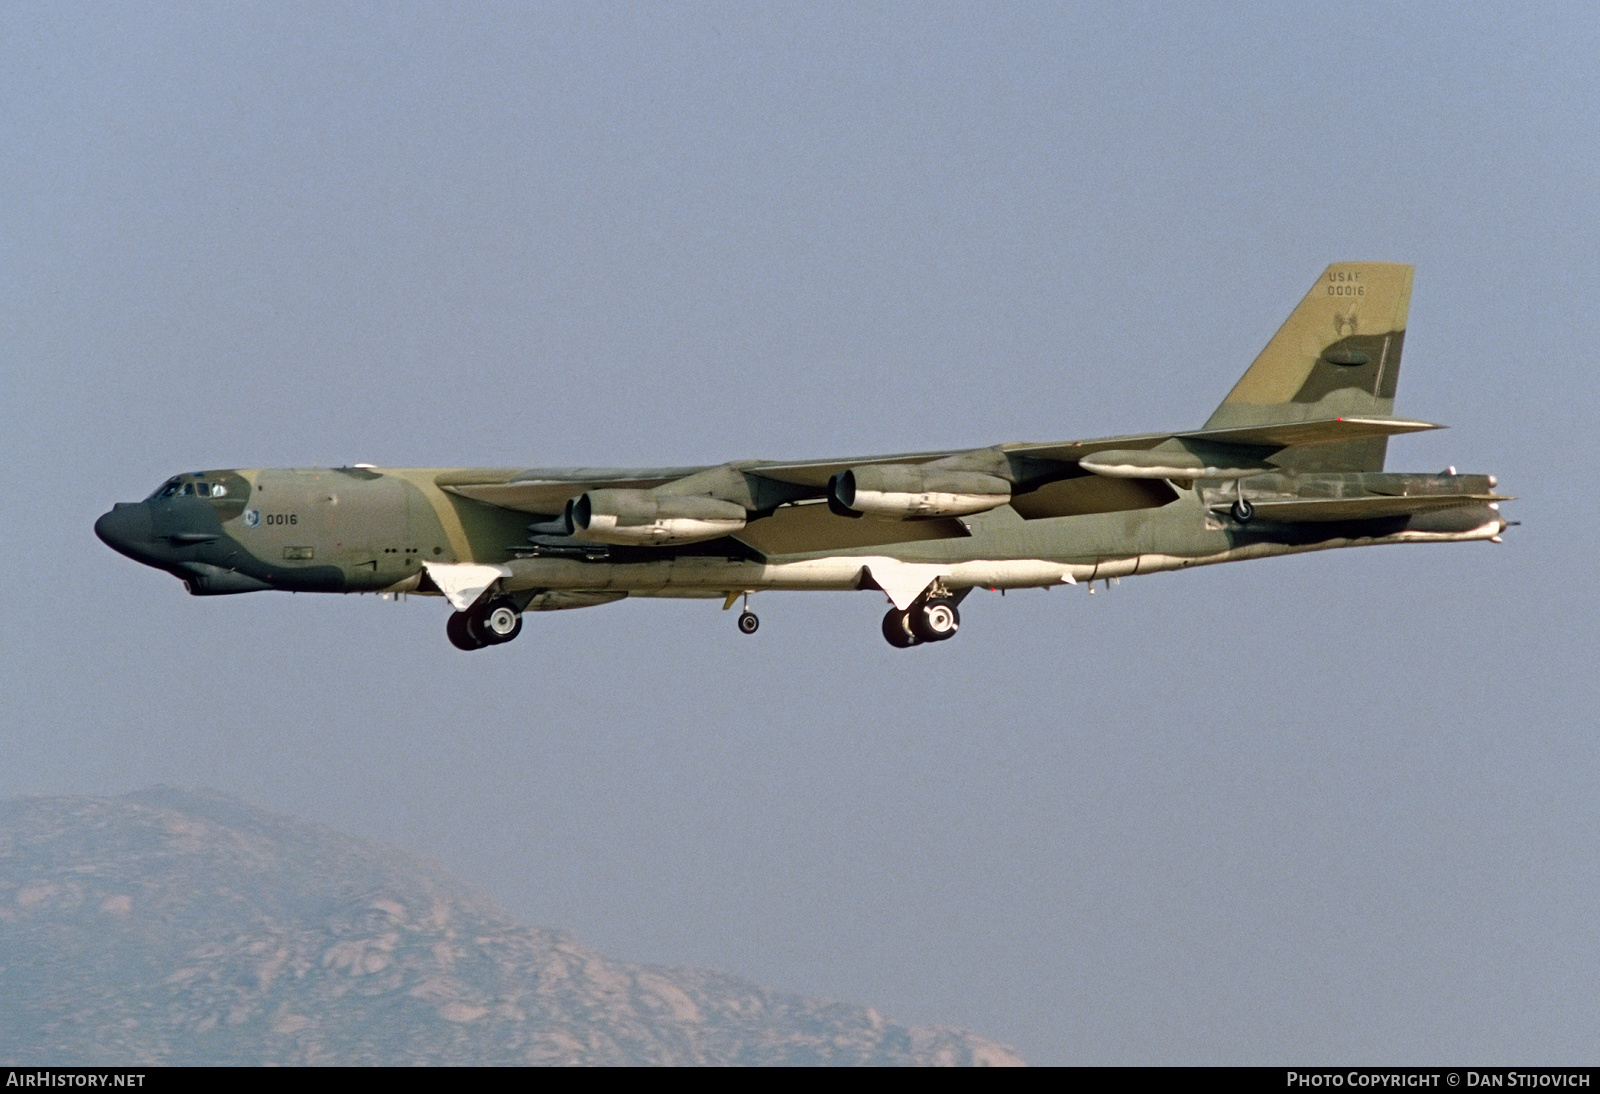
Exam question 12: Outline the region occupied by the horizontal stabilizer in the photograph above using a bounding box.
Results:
[1239,494,1503,523]
[1180,416,1442,448]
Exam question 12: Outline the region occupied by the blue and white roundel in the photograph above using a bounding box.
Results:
[243,508,260,528]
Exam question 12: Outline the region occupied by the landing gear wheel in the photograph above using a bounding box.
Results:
[737,610,760,635]
[882,608,920,649]
[910,599,961,643]
[1230,498,1255,523]
[447,610,487,651]
[479,599,523,644]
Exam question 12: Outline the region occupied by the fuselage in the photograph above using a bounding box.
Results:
[96,463,1507,602]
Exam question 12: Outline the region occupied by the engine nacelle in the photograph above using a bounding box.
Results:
[570,489,747,546]
[830,465,1011,519]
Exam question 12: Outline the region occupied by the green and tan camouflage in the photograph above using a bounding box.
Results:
[96,263,1511,650]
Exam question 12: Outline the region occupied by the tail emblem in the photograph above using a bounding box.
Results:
[1333,309,1360,337]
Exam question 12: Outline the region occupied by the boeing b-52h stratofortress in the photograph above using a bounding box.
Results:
[98,263,1509,651]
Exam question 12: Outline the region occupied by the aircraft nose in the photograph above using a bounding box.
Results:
[95,501,154,560]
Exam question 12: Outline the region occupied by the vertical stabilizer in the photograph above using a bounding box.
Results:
[1205,263,1413,471]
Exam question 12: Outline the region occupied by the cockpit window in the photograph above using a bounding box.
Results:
[147,477,233,501]
[151,480,195,499]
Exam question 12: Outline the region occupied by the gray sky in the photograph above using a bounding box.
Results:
[4,2,1596,1064]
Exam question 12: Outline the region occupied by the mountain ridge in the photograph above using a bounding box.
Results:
[0,788,1022,1066]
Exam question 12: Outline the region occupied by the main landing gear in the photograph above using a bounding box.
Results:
[447,597,523,651]
[882,599,961,649]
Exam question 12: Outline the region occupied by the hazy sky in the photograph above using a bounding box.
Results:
[4,2,1597,1065]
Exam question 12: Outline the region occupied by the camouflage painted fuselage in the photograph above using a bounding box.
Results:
[96,462,1504,598]
[95,263,1510,648]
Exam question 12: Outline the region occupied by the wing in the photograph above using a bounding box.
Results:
[434,438,1189,561]
[435,416,1448,551]
[436,466,714,514]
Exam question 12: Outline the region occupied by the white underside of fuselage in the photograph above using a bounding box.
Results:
[398,510,1505,609]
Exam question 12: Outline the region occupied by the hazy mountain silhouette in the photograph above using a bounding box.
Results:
[0,789,1022,1065]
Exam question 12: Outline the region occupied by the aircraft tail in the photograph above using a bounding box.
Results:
[1204,262,1414,472]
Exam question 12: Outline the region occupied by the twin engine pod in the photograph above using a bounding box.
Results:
[829,464,1011,519]
[570,489,748,546]
[566,461,1013,545]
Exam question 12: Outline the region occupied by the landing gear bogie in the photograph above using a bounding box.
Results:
[447,610,486,651]
[481,599,522,642]
[737,610,760,635]
[882,607,920,648]
[447,598,524,651]
[910,599,960,643]
[883,598,962,648]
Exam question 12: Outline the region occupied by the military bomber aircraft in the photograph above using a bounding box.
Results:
[97,263,1509,651]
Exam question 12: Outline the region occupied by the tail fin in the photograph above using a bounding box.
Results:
[1205,262,1413,471]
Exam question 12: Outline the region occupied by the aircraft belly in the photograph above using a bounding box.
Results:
[491,496,1205,598]
[500,556,866,595]
[1126,503,1505,575]
[499,553,1084,598]
[490,497,1501,601]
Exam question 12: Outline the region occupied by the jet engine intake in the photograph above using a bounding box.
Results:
[570,489,747,546]
[830,465,1011,519]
